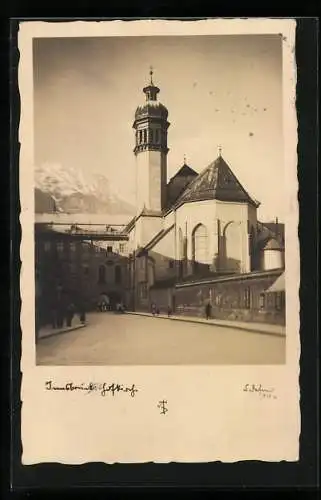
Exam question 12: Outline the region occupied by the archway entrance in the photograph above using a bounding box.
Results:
[100,290,122,310]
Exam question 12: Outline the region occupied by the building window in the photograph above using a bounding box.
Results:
[107,246,113,254]
[143,129,147,143]
[243,287,251,309]
[70,262,77,279]
[149,129,154,143]
[98,265,106,284]
[139,130,142,144]
[275,292,283,311]
[259,293,265,309]
[140,283,147,299]
[82,243,89,253]
[119,243,126,253]
[169,259,174,269]
[155,129,160,143]
[139,257,145,271]
[56,241,64,254]
[44,241,51,252]
[267,293,275,308]
[115,265,122,284]
[192,223,209,265]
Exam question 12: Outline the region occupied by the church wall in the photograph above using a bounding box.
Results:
[134,215,164,248]
[148,228,176,282]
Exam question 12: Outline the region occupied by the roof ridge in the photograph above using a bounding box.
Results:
[143,224,175,251]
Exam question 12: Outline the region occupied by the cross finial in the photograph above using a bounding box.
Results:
[218,145,222,157]
[183,154,187,165]
[149,65,154,84]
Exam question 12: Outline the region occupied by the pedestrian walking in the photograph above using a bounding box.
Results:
[66,302,75,327]
[151,302,156,316]
[167,305,172,317]
[205,302,212,320]
[77,295,86,324]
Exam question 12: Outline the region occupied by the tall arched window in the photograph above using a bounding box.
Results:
[115,265,122,284]
[143,129,147,143]
[98,265,106,284]
[155,129,160,143]
[149,129,154,144]
[139,130,142,144]
[192,224,209,265]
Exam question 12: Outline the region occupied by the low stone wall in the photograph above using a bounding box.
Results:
[174,304,285,325]
[174,271,285,326]
[132,271,286,325]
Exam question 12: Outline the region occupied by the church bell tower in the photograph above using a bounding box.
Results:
[133,68,170,214]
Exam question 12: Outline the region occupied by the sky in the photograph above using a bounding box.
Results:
[33,34,284,221]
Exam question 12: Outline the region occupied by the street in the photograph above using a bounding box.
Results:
[36,312,285,365]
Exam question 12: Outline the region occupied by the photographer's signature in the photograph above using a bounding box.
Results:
[243,383,277,399]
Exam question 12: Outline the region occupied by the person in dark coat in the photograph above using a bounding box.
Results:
[205,302,212,320]
[66,301,75,327]
[167,305,172,317]
[77,295,86,324]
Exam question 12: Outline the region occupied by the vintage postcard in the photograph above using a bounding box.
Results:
[19,18,299,464]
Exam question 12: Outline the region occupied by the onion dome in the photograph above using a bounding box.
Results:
[134,68,168,121]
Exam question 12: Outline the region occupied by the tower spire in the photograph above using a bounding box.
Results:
[143,66,159,101]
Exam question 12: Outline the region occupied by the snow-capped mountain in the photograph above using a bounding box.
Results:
[35,163,135,215]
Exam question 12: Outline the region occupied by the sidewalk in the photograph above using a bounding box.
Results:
[126,311,285,337]
[37,320,86,340]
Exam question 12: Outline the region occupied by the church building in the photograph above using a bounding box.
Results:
[124,70,285,325]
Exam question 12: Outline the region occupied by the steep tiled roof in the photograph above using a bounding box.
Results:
[166,163,198,209]
[174,155,260,208]
[172,164,198,178]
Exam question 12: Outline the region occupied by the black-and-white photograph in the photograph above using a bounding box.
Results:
[34,34,286,366]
